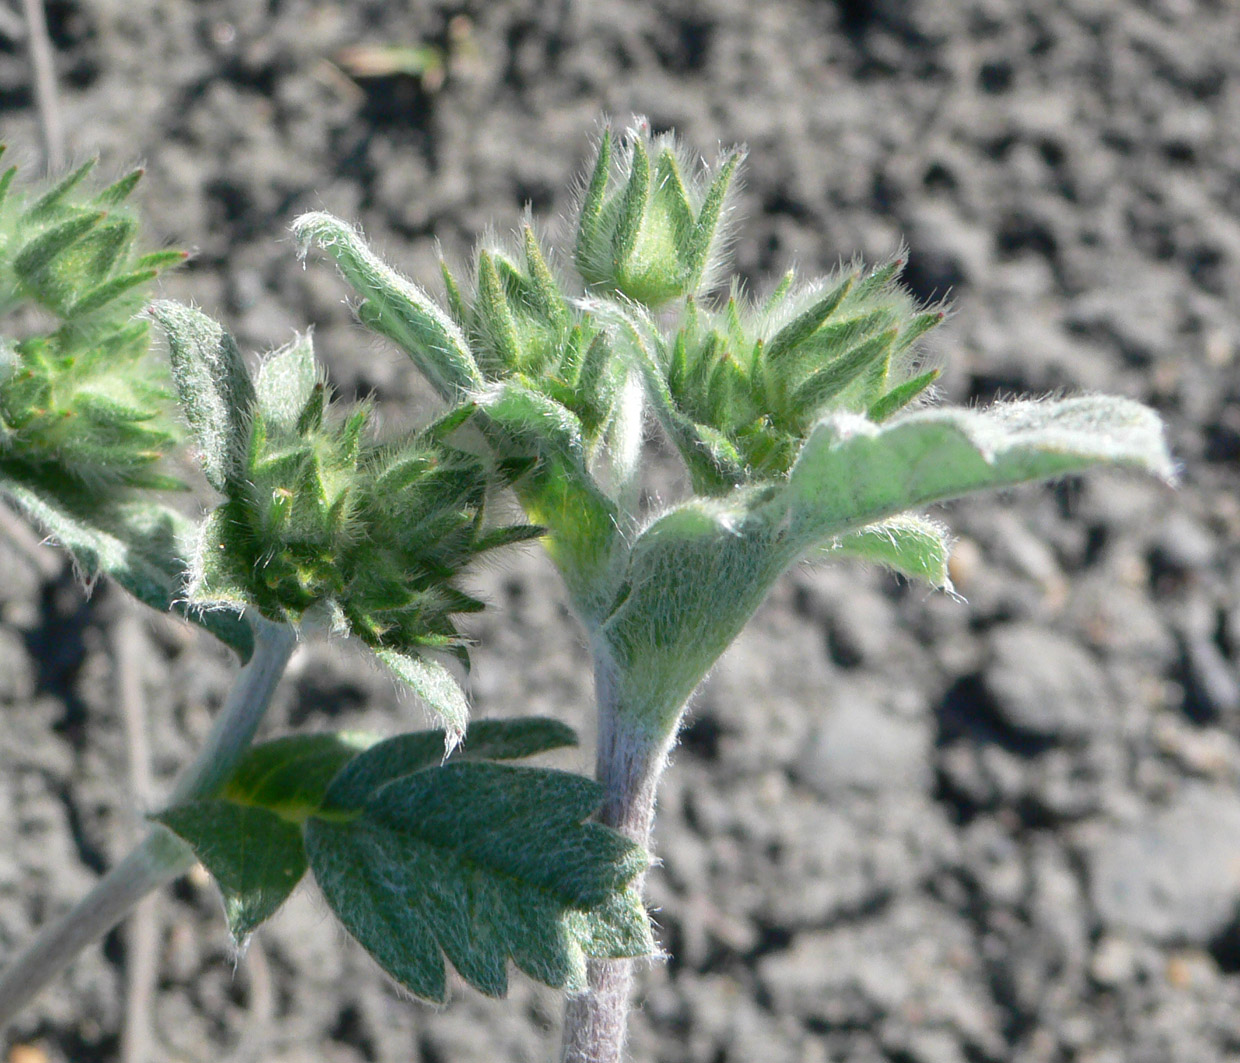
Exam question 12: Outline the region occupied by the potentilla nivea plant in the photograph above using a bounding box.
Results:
[0,122,1172,1062]
[294,120,1173,1061]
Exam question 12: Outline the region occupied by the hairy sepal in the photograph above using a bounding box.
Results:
[147,301,254,493]
[375,647,470,751]
[292,212,482,401]
[477,381,622,623]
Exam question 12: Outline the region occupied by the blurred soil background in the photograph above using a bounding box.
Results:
[1,0,1239,1061]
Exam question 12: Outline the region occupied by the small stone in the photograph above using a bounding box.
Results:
[1090,935,1137,986]
[982,624,1113,742]
[1090,784,1240,944]
[795,689,932,796]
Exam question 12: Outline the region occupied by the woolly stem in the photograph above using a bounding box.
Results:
[0,620,296,1029]
[559,643,680,1063]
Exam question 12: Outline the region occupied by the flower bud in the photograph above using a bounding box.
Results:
[658,260,944,491]
[574,120,742,308]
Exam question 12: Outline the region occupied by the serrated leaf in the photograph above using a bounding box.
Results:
[374,647,469,747]
[0,476,253,658]
[148,302,255,493]
[322,717,579,813]
[459,717,577,761]
[293,212,482,400]
[154,799,307,941]
[304,762,651,1001]
[785,397,1175,551]
[824,514,953,588]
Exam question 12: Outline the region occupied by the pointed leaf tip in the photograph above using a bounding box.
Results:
[147,301,254,493]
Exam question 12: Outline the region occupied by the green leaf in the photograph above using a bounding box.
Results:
[824,514,953,589]
[0,476,253,659]
[154,800,307,941]
[322,717,579,813]
[375,647,470,747]
[255,333,320,434]
[784,397,1175,551]
[147,302,255,493]
[224,732,381,819]
[293,212,482,401]
[304,763,651,1001]
[459,717,578,761]
[599,491,787,736]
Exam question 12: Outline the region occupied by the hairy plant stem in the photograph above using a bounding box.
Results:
[0,619,296,1029]
[560,643,680,1063]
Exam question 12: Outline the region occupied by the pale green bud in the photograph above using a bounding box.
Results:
[574,120,742,308]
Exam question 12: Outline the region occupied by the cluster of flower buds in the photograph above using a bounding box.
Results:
[0,152,185,495]
[151,303,539,720]
[439,226,620,440]
[294,121,952,622]
[653,261,944,494]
